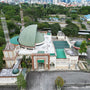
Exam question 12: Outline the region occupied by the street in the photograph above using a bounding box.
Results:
[26,71,90,90]
[87,48,90,59]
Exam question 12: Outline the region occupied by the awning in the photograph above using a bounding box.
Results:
[37,60,44,63]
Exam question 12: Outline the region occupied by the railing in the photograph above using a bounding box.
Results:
[66,36,72,48]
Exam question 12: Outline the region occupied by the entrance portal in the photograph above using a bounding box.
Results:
[37,60,44,69]
[38,63,44,69]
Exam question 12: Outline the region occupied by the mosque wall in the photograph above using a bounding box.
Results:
[6,60,16,68]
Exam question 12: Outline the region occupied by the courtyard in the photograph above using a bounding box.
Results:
[26,71,90,90]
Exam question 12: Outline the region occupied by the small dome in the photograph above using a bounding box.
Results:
[10,36,19,45]
[12,68,19,74]
[74,41,82,47]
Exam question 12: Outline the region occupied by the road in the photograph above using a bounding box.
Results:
[82,21,90,30]
[87,48,90,59]
[26,71,90,90]
[0,85,17,90]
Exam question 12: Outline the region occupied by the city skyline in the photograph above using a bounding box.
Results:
[0,0,90,4]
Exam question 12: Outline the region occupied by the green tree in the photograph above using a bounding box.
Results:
[22,55,26,62]
[79,41,87,54]
[0,59,3,70]
[38,22,50,29]
[21,62,27,68]
[55,76,64,88]
[87,21,90,25]
[86,35,90,40]
[81,24,87,29]
[78,19,82,24]
[0,30,4,38]
[71,14,79,20]
[17,73,26,89]
[62,23,79,37]
[50,23,61,35]
[0,45,5,70]
[65,19,72,24]
[0,37,5,46]
[7,20,20,36]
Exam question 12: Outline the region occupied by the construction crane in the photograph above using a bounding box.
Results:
[1,11,10,43]
[19,3,25,32]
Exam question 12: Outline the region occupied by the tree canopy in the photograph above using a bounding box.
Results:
[55,76,64,88]
[50,23,61,35]
[79,41,87,54]
[62,23,79,37]
[17,73,26,89]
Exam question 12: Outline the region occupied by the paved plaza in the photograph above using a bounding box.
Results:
[26,71,90,90]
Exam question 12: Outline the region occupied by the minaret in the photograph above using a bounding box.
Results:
[1,11,10,43]
[1,11,17,68]
[19,3,25,32]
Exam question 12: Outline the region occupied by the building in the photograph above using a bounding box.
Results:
[3,24,79,70]
[84,14,90,21]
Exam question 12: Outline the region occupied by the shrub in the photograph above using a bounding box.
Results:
[17,73,26,89]
[55,76,64,88]
[81,24,87,29]
[65,19,72,24]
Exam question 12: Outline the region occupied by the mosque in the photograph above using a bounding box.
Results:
[3,24,80,70]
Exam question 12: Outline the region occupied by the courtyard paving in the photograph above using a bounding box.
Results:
[26,71,90,90]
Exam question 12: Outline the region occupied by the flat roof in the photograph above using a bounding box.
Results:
[56,49,66,59]
[65,48,78,56]
[0,69,22,76]
[53,41,70,49]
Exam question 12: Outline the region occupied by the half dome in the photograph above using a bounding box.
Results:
[19,24,44,47]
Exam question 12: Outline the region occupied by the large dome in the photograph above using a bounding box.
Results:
[18,24,44,47]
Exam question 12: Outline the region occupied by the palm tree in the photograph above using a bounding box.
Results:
[22,55,26,62]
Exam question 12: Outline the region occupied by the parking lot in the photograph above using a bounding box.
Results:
[26,71,90,90]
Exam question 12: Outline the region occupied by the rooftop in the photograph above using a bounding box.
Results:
[65,48,78,56]
[57,31,65,36]
[0,69,22,76]
[84,14,90,19]
[18,34,56,55]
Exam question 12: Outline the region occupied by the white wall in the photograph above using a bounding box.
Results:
[0,77,17,85]
[6,60,16,68]
[57,36,65,40]
[50,56,56,67]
